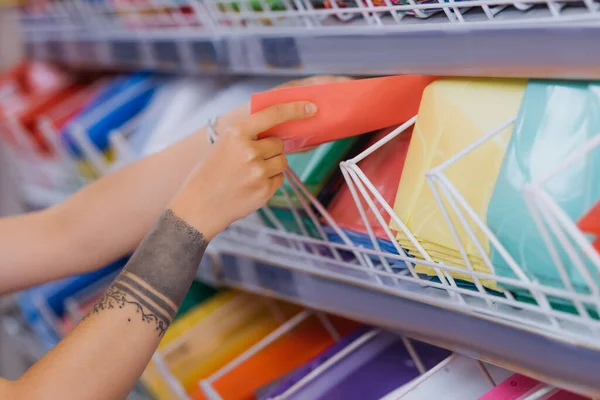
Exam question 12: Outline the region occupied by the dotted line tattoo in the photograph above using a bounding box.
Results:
[85,209,209,336]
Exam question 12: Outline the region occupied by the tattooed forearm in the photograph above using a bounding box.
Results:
[87,209,208,335]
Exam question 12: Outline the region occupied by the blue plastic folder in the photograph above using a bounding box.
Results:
[487,81,600,294]
[62,73,158,156]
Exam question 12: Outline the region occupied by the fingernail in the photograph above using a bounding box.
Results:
[305,103,318,115]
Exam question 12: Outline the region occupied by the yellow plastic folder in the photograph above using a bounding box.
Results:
[142,291,299,398]
[391,78,527,289]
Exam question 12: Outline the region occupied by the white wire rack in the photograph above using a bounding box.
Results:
[197,114,600,395]
[17,0,600,77]
[213,118,600,349]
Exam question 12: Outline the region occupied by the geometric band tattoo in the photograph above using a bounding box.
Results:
[87,209,209,336]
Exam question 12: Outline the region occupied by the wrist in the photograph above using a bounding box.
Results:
[215,105,249,136]
[168,197,221,241]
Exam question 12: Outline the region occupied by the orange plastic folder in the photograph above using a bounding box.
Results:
[191,315,358,400]
[250,76,435,151]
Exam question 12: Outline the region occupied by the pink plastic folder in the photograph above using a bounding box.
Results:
[479,374,589,400]
[251,76,435,151]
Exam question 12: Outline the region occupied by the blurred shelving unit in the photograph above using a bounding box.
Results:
[15,0,600,398]
[19,0,600,78]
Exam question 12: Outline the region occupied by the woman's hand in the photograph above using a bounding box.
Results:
[170,101,318,240]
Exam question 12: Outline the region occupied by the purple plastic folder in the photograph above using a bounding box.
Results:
[258,328,450,400]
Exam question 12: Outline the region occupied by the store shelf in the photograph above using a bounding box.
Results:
[197,221,600,398]
[19,2,600,78]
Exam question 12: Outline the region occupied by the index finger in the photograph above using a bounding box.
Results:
[230,101,318,140]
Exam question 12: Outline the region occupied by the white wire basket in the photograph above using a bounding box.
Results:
[208,109,600,354]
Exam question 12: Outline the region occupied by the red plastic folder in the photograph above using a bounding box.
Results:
[251,76,435,151]
[578,201,600,253]
[328,126,412,239]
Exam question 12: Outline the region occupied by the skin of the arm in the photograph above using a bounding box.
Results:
[0,108,245,295]
[8,209,209,400]
[0,75,347,296]
[0,100,316,400]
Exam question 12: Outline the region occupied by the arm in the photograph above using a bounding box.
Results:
[0,75,348,295]
[0,106,247,294]
[0,100,317,399]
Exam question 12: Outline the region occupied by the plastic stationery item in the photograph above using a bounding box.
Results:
[391,78,527,289]
[324,225,402,261]
[175,280,218,320]
[158,291,239,348]
[380,355,512,400]
[251,76,435,152]
[2,84,91,153]
[578,201,600,253]
[127,78,222,157]
[62,73,158,157]
[191,314,355,400]
[0,62,71,119]
[257,327,370,399]
[263,329,450,400]
[269,137,357,208]
[0,65,81,153]
[487,81,600,294]
[28,83,104,153]
[143,293,300,398]
[479,374,590,399]
[328,126,412,239]
[142,77,287,156]
[18,256,127,318]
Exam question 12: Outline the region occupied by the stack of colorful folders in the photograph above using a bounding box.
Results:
[258,328,450,400]
[325,126,412,265]
[191,315,357,400]
[259,138,357,238]
[142,292,300,399]
[390,78,527,290]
